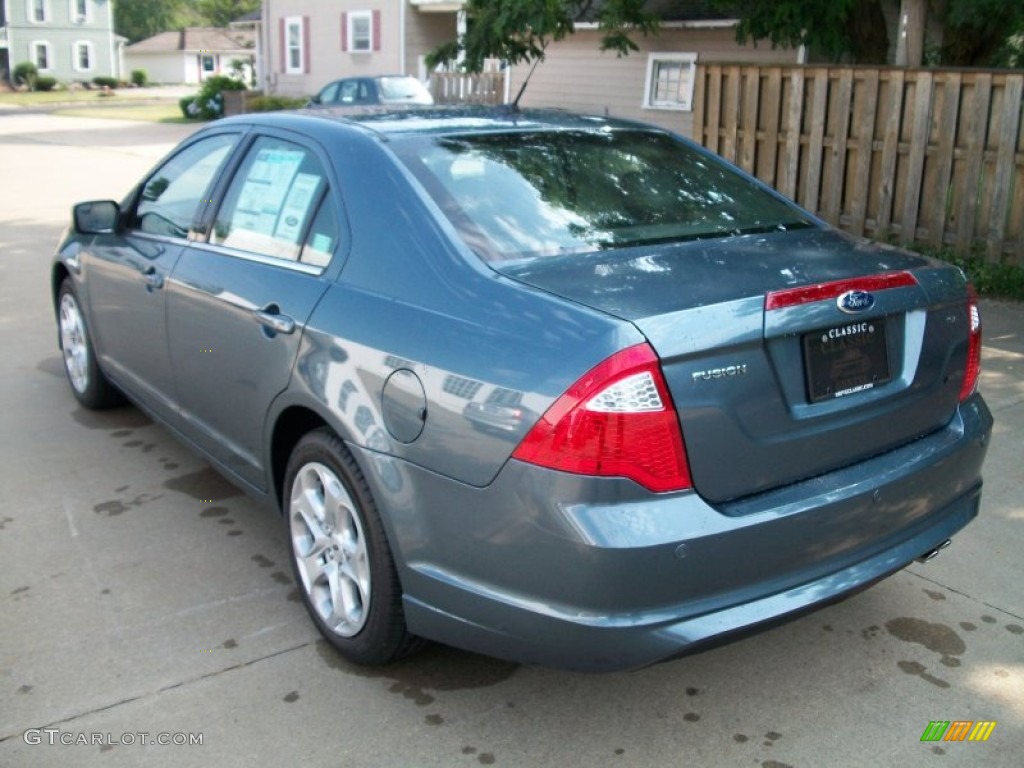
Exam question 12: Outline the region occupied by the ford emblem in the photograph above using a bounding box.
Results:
[837,290,874,313]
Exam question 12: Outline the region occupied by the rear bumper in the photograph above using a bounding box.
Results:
[358,395,992,672]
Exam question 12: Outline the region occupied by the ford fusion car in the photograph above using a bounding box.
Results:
[52,107,992,671]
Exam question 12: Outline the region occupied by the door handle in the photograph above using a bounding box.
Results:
[140,265,164,290]
[253,307,296,335]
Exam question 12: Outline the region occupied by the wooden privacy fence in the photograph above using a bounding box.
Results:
[692,64,1024,263]
[430,72,505,105]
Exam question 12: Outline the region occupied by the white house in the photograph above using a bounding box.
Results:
[124,27,255,86]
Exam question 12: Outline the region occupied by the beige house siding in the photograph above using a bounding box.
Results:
[509,28,799,134]
[405,8,455,80]
[265,1,431,98]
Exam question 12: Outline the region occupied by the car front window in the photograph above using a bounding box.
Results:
[394,129,813,263]
[134,134,238,239]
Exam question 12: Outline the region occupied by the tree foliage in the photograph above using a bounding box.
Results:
[430,0,1024,72]
[115,0,259,43]
[427,0,660,72]
[937,0,1024,66]
[115,0,195,43]
[720,0,1023,66]
[194,0,261,29]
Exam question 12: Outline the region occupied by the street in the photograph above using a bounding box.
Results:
[0,112,1021,767]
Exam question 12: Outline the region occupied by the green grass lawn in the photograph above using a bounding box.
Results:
[51,104,196,123]
[0,90,139,105]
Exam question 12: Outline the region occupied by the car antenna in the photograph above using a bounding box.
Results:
[511,41,548,111]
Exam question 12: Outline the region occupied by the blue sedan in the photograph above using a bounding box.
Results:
[52,108,991,671]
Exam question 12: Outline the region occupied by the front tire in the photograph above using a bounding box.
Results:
[57,278,123,409]
[284,427,419,665]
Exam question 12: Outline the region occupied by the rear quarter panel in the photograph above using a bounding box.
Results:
[287,130,643,487]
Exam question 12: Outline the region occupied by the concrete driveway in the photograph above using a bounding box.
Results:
[1,113,1021,768]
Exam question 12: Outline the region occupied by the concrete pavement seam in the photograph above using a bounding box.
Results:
[0,640,315,743]
[905,570,1024,622]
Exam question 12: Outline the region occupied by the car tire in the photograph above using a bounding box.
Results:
[57,278,123,409]
[284,427,421,665]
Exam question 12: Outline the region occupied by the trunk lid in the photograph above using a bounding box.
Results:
[501,229,973,502]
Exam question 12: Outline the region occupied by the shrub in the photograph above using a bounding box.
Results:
[34,76,58,92]
[909,245,1024,302]
[92,75,118,89]
[181,75,247,120]
[179,95,200,119]
[13,62,38,89]
[130,69,148,87]
[245,95,308,112]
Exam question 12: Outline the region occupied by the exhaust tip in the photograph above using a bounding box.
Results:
[916,538,952,563]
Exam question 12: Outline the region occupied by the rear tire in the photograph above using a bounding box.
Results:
[284,427,420,665]
[57,278,123,409]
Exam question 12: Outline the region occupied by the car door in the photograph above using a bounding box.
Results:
[165,132,345,489]
[84,132,241,421]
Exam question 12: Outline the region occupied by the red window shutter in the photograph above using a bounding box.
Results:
[303,16,311,73]
[341,12,348,52]
[279,18,286,73]
[373,10,381,52]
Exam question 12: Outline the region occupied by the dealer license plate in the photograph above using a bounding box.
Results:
[803,319,891,402]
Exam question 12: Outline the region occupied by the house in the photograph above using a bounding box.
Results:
[1,0,123,84]
[124,27,255,86]
[508,2,802,135]
[260,2,799,132]
[260,1,459,98]
[229,8,264,92]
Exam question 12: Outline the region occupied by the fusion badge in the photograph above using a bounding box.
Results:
[692,364,748,383]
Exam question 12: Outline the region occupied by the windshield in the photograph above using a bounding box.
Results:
[394,129,813,263]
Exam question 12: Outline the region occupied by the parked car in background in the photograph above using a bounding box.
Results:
[308,75,433,107]
[52,107,991,672]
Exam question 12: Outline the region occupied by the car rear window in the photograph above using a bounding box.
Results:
[393,129,813,263]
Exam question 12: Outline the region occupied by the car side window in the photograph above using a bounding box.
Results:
[320,82,339,104]
[134,134,238,239]
[339,80,359,104]
[300,197,339,268]
[211,136,336,267]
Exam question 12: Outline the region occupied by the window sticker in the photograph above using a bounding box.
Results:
[233,149,304,237]
[311,233,333,253]
[275,173,323,243]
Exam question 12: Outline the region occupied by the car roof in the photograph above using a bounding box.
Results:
[218,106,651,142]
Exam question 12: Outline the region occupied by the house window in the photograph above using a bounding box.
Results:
[643,53,697,111]
[284,16,305,74]
[74,41,94,71]
[202,55,215,73]
[29,0,49,23]
[70,0,89,22]
[349,11,372,52]
[33,42,53,71]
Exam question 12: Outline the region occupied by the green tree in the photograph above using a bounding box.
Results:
[719,0,890,63]
[431,0,1023,72]
[115,0,259,43]
[937,0,1024,66]
[428,0,659,73]
[114,0,200,43]
[194,0,261,28]
[718,0,1024,66]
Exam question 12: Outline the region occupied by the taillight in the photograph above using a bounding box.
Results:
[511,344,692,493]
[959,285,982,402]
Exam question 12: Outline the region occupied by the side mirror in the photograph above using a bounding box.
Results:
[310,94,321,104]
[73,200,120,234]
